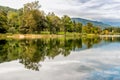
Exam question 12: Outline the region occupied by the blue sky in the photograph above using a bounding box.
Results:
[0,0,120,26]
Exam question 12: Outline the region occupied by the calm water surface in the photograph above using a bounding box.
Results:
[0,37,120,80]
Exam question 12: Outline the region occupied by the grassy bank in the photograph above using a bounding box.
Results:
[0,32,110,40]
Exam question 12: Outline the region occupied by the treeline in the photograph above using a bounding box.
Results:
[0,1,120,34]
[102,27,120,34]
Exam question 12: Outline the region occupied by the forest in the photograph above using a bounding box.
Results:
[0,1,120,35]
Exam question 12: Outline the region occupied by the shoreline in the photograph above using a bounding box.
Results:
[6,34,64,39]
[1,34,120,39]
[99,35,120,37]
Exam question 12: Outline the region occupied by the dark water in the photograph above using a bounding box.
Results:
[0,37,120,80]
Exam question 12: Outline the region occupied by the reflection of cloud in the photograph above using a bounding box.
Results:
[0,61,24,74]
[0,0,120,23]
[86,67,120,80]
[0,43,120,80]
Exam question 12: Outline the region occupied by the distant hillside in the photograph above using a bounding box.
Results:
[72,18,111,28]
[0,6,17,12]
[104,22,120,27]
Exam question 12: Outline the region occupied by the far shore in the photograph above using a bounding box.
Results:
[6,34,64,39]
[99,35,120,37]
[0,34,120,39]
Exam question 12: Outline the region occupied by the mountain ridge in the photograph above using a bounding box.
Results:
[71,18,111,28]
[0,6,17,12]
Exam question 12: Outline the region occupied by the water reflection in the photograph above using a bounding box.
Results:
[85,67,120,80]
[0,37,120,71]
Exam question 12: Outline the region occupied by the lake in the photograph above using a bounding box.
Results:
[0,37,120,80]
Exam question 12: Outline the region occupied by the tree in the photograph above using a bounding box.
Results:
[87,22,93,33]
[61,15,72,34]
[23,1,41,13]
[0,11,8,33]
[76,22,82,33]
[87,22,93,27]
[7,11,19,33]
[19,1,46,34]
[46,12,61,34]
[82,22,101,34]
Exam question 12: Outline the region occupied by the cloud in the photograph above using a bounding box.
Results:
[0,0,120,23]
[46,0,120,22]
[77,0,91,3]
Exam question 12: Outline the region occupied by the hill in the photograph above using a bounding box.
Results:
[104,22,120,27]
[0,6,17,12]
[72,18,111,28]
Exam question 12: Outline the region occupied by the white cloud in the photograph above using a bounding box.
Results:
[0,0,120,23]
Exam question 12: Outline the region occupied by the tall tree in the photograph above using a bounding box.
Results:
[46,12,61,34]
[7,11,19,33]
[61,15,72,34]
[19,1,46,34]
[0,11,8,33]
[76,22,82,33]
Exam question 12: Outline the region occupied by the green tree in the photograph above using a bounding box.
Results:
[19,1,46,34]
[7,11,19,33]
[82,22,101,34]
[76,22,82,33]
[0,11,8,33]
[46,12,61,34]
[61,15,72,34]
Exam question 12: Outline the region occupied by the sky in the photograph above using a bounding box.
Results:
[0,0,120,26]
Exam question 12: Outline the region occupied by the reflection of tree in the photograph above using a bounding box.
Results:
[7,40,19,60]
[83,37,101,48]
[103,37,120,42]
[0,37,120,70]
[0,40,8,62]
[18,40,40,71]
[0,40,19,62]
[46,39,61,59]
[0,37,83,71]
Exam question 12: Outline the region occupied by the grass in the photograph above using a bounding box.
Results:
[0,32,102,40]
[41,31,50,34]
[58,32,64,35]
[86,34,99,37]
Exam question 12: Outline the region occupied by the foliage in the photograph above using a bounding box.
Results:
[82,22,101,34]
[46,12,61,34]
[0,11,8,33]
[7,11,19,33]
